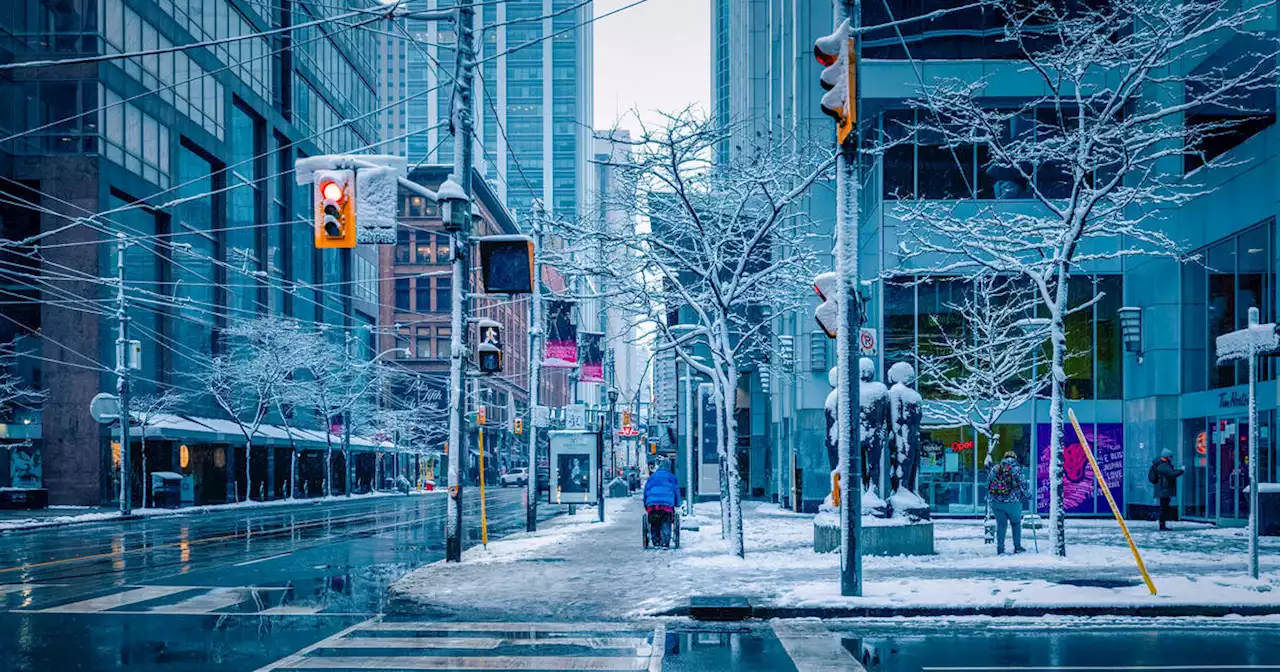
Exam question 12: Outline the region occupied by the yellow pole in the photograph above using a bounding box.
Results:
[478,425,488,548]
[1067,408,1156,595]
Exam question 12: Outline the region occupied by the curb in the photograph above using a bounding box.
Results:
[657,602,1280,620]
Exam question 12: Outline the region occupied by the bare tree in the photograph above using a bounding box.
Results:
[882,0,1275,555]
[196,318,307,502]
[288,331,388,497]
[0,339,44,487]
[131,388,185,508]
[556,110,835,557]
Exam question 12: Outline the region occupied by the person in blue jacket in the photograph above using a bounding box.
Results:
[643,458,681,548]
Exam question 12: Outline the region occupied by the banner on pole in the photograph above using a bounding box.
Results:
[544,299,578,368]
[579,331,604,382]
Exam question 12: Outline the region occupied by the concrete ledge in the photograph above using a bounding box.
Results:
[667,601,1280,620]
[815,520,935,555]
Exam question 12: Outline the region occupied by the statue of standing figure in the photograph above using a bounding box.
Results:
[888,361,930,521]
[859,357,890,499]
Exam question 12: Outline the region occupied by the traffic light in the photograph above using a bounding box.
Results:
[478,235,535,294]
[477,319,503,373]
[814,271,838,338]
[622,409,631,428]
[314,169,356,249]
[513,418,523,435]
[814,19,856,145]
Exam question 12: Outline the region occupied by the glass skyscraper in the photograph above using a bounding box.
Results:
[380,0,594,224]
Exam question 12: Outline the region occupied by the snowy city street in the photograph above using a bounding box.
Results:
[6,0,1280,669]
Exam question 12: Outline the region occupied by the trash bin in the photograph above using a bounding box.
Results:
[151,472,183,509]
[607,477,629,498]
[1260,485,1280,536]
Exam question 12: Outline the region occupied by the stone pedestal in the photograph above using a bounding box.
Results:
[814,518,935,555]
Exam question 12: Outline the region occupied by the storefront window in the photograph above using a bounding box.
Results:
[884,278,916,380]
[1096,275,1123,399]
[1064,276,1095,400]
[1182,417,1209,520]
[920,426,976,513]
[1182,260,1208,393]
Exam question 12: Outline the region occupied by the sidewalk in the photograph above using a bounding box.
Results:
[0,489,442,533]
[387,497,1280,620]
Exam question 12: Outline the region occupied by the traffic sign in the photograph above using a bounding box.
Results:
[859,327,877,356]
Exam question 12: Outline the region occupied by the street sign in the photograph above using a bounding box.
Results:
[532,405,550,428]
[548,430,598,505]
[477,406,487,426]
[859,327,877,356]
[89,393,121,424]
[565,403,586,429]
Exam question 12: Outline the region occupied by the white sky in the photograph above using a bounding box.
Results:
[592,0,711,134]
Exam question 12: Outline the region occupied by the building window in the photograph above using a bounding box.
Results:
[435,233,451,261]
[435,277,451,313]
[1184,38,1276,173]
[101,87,171,188]
[415,277,431,313]
[435,327,452,359]
[1186,220,1276,391]
[416,327,432,359]
[395,230,411,264]
[415,233,433,263]
[395,278,410,311]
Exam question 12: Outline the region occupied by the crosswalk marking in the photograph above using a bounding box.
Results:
[364,621,655,633]
[156,587,254,614]
[324,636,653,652]
[283,655,652,670]
[771,620,866,672]
[259,604,323,615]
[258,620,666,671]
[36,585,191,613]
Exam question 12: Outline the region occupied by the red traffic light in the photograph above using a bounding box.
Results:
[321,180,345,202]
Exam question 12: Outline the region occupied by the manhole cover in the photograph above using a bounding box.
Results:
[1054,577,1141,589]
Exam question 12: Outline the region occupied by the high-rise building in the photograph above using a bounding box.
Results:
[0,0,391,506]
[715,1,1280,524]
[379,0,594,223]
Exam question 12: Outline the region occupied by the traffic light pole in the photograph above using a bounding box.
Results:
[444,0,475,564]
[835,0,863,598]
[526,207,544,533]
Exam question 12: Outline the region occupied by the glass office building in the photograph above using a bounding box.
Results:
[381,0,593,223]
[0,0,385,505]
[714,1,1280,522]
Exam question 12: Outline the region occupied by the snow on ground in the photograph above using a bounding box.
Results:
[388,498,1280,620]
[0,489,441,532]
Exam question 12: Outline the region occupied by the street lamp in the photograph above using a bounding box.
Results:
[607,387,619,480]
[1118,307,1143,363]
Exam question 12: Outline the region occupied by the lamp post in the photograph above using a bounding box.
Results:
[608,387,619,480]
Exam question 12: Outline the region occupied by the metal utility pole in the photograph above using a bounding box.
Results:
[833,0,863,597]
[444,0,476,563]
[526,207,544,532]
[683,358,694,517]
[115,234,132,516]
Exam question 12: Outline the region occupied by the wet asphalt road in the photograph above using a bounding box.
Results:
[0,488,556,671]
[7,494,1280,671]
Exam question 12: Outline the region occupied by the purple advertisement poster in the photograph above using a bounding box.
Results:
[579,332,604,383]
[1036,422,1124,515]
[544,300,577,366]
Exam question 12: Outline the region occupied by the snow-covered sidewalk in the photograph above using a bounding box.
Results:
[387,497,1280,619]
[0,489,441,532]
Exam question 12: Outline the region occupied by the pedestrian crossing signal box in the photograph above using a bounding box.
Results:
[478,235,535,294]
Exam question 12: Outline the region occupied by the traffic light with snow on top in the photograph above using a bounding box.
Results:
[814,272,839,338]
[314,169,356,249]
[814,18,856,145]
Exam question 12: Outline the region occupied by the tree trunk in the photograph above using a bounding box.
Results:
[325,437,333,497]
[713,340,745,558]
[244,439,253,502]
[141,435,148,509]
[290,448,298,499]
[1048,308,1068,557]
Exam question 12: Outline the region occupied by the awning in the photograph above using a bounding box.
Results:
[127,413,416,453]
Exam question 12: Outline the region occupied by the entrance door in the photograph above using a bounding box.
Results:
[1214,417,1249,525]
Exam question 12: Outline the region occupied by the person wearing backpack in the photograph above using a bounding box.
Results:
[987,451,1030,554]
[1149,448,1184,531]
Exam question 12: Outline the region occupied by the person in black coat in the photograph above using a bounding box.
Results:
[1150,448,1184,531]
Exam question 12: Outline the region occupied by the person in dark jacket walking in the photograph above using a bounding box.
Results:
[987,452,1030,554]
[643,459,681,548]
[1150,448,1184,530]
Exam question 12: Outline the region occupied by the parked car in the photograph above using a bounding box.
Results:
[500,468,528,487]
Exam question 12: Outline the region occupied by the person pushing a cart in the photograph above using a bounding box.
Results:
[643,458,680,548]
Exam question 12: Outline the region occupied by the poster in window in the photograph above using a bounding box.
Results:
[544,299,577,368]
[579,331,603,382]
[548,430,597,504]
[1036,422,1124,515]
